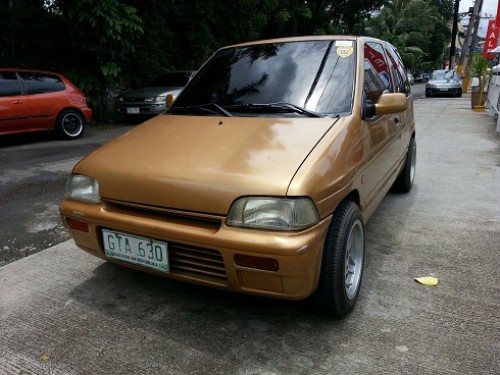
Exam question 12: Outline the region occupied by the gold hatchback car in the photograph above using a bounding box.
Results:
[60,36,416,318]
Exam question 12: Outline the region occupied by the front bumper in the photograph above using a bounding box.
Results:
[81,107,93,123]
[60,198,332,300]
[425,86,462,96]
[116,102,167,117]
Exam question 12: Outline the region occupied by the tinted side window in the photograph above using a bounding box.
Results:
[19,72,65,94]
[363,42,392,103]
[0,72,22,97]
[385,44,410,95]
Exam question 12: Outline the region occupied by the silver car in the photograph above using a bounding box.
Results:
[425,69,462,97]
[116,71,195,119]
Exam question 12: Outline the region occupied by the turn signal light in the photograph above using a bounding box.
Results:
[234,254,279,271]
[66,217,89,232]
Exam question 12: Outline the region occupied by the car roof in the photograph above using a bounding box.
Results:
[0,68,64,76]
[223,35,386,49]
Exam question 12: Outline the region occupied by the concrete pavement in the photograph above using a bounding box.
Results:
[1,96,499,374]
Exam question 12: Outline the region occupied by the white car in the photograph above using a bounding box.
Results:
[425,70,462,97]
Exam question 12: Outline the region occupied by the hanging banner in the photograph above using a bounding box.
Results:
[483,20,500,59]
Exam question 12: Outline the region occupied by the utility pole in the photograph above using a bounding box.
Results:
[449,0,460,69]
[470,0,485,60]
[457,0,483,89]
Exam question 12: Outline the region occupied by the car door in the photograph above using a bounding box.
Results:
[359,41,402,211]
[0,71,32,135]
[18,71,66,130]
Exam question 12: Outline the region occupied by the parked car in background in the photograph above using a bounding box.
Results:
[61,36,416,318]
[414,72,429,83]
[407,73,414,85]
[115,71,195,120]
[0,68,92,139]
[425,69,462,97]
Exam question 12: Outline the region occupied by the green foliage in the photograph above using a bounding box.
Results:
[470,53,489,78]
[366,0,454,72]
[0,3,68,70]
[65,0,143,117]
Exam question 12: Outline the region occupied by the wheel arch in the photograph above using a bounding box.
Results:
[56,106,89,124]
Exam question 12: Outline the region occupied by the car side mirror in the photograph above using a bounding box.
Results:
[166,94,176,108]
[363,92,407,119]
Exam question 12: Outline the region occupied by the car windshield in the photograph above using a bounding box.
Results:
[170,40,356,117]
[149,72,192,87]
[430,70,455,80]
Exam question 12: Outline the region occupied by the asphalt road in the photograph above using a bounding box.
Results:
[0,92,499,374]
[0,122,135,266]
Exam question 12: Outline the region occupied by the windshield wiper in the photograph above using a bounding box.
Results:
[169,103,232,117]
[225,102,323,117]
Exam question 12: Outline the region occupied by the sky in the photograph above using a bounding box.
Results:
[459,0,498,37]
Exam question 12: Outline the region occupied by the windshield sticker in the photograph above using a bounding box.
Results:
[337,46,354,58]
[335,41,353,47]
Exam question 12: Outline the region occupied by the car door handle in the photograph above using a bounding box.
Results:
[11,99,22,104]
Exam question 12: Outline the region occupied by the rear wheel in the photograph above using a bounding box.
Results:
[309,200,365,318]
[55,109,85,139]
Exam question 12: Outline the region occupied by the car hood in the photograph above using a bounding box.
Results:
[118,87,183,98]
[427,79,460,86]
[73,115,338,214]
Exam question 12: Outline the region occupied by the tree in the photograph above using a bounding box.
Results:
[1,0,390,120]
[64,0,143,117]
[366,0,453,71]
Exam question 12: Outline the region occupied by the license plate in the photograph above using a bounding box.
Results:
[439,88,449,91]
[126,107,140,114]
[102,229,169,272]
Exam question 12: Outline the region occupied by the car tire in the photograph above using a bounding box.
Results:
[55,109,85,139]
[309,200,365,318]
[392,137,416,193]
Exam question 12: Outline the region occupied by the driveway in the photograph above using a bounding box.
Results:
[0,96,499,374]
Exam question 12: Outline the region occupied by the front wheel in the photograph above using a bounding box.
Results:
[55,109,85,139]
[309,200,365,318]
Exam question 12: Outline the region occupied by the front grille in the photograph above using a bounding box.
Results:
[103,199,223,231]
[101,199,228,284]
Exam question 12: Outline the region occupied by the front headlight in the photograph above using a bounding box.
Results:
[426,84,436,89]
[155,95,167,102]
[226,197,319,231]
[65,175,100,203]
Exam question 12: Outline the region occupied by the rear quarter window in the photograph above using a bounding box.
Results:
[19,72,66,94]
[385,44,410,95]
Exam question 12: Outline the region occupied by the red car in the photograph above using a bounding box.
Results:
[0,68,92,139]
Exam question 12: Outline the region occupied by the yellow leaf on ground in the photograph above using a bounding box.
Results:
[40,354,49,362]
[415,276,438,286]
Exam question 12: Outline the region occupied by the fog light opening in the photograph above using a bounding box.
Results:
[234,254,279,272]
[66,217,89,232]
